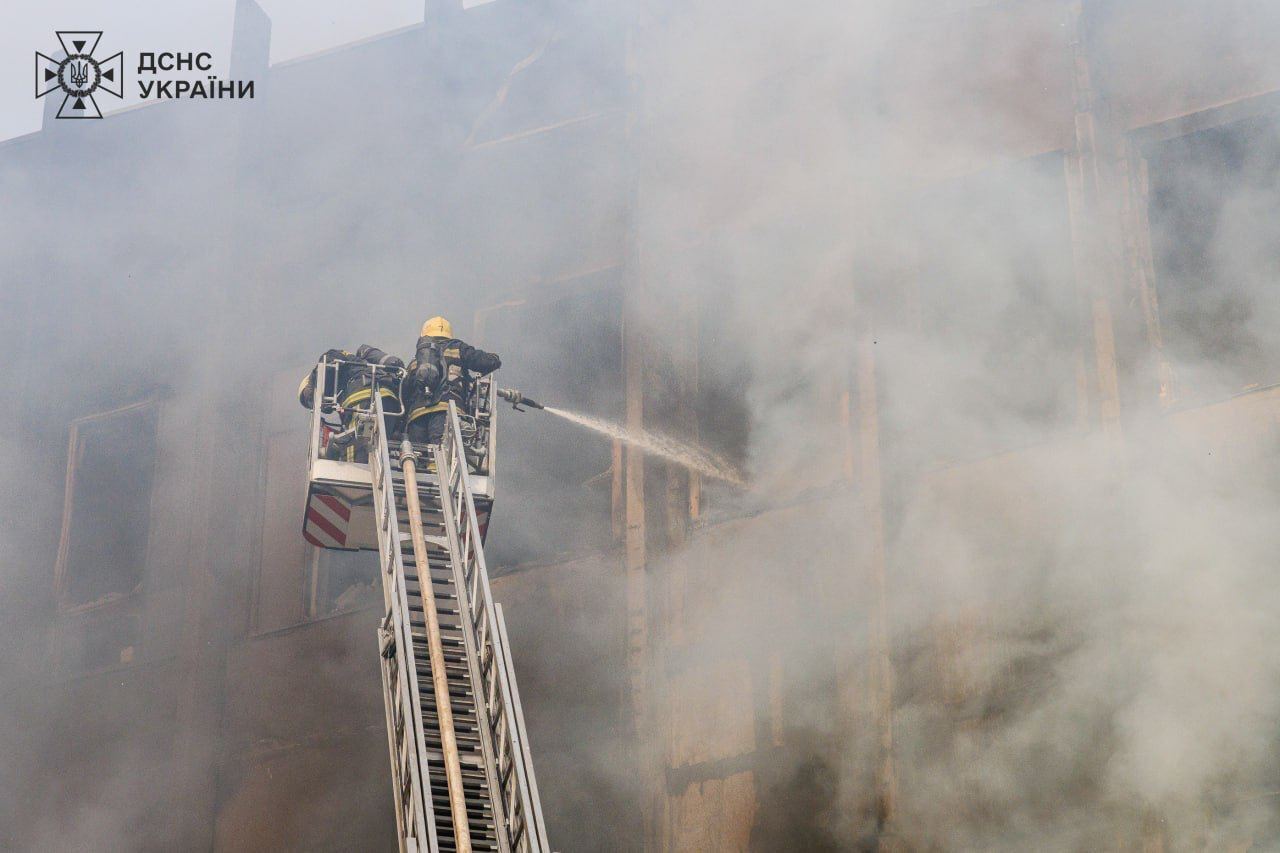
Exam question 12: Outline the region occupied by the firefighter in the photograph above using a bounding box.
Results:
[405,316,502,445]
[298,344,405,460]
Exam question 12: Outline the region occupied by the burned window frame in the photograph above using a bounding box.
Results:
[1134,96,1280,406]
[52,400,159,613]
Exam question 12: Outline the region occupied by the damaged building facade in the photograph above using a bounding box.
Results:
[3,0,1280,849]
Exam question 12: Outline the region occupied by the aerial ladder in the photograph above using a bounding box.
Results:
[302,361,549,853]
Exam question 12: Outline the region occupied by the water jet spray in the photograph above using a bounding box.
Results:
[496,387,744,486]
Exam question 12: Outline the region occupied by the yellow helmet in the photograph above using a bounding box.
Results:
[421,316,453,338]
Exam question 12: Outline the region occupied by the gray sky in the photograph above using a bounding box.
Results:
[1,0,424,142]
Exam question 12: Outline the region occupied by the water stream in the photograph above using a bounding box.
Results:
[542,406,745,486]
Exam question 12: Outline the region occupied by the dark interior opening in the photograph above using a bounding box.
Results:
[482,275,624,568]
[63,406,158,607]
[1146,112,1280,400]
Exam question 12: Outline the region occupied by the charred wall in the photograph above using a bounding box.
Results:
[629,0,1280,849]
[3,0,1280,851]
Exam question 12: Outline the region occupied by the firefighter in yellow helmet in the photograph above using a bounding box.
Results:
[405,316,502,445]
[298,344,405,460]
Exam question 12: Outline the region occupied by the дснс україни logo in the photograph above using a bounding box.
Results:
[35,31,124,119]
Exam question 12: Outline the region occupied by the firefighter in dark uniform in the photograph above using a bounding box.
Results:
[298,344,405,460]
[405,316,502,445]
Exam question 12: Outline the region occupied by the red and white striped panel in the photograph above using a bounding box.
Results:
[304,491,352,549]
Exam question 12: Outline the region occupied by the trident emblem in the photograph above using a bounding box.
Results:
[68,59,90,90]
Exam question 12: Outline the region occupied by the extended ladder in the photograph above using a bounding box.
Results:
[366,394,549,853]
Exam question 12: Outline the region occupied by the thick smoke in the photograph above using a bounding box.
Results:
[3,0,1280,850]
[632,0,1280,849]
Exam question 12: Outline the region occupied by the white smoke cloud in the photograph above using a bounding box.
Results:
[4,0,1280,849]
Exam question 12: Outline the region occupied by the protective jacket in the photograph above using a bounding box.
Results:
[298,345,405,415]
[405,336,501,427]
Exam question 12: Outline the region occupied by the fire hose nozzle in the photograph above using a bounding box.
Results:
[497,388,544,411]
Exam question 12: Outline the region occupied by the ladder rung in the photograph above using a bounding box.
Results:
[371,429,522,852]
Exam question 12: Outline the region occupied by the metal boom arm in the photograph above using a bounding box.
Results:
[363,392,548,853]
